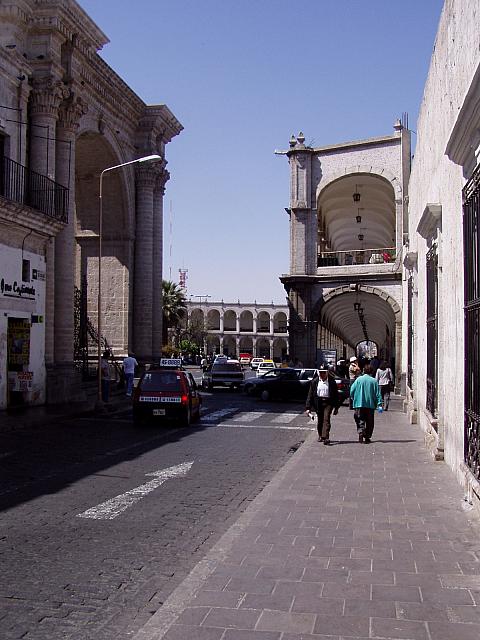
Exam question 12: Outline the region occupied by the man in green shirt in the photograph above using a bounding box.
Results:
[349,364,383,443]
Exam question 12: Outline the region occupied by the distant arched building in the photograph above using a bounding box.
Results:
[184,301,289,361]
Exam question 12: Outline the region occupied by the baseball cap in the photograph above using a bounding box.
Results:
[349,356,357,362]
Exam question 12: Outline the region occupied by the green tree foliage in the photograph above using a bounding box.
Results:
[162,280,187,345]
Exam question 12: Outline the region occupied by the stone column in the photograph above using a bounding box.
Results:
[54,96,87,367]
[134,165,157,362]
[152,168,169,358]
[235,315,240,333]
[28,78,64,178]
[220,315,224,332]
[253,316,257,333]
[269,316,274,334]
[44,237,55,365]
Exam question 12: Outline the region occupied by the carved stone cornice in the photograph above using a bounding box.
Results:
[58,94,88,132]
[417,204,442,240]
[155,168,170,195]
[29,77,68,119]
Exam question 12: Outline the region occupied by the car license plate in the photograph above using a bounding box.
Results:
[160,396,181,403]
[153,409,166,416]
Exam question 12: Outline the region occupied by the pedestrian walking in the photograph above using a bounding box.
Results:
[375,360,394,410]
[123,352,138,397]
[100,351,112,403]
[349,364,383,444]
[305,366,340,445]
[348,356,361,410]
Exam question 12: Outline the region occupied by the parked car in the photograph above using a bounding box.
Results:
[239,353,252,366]
[256,360,275,376]
[244,367,312,402]
[250,357,264,370]
[132,359,201,426]
[202,359,244,390]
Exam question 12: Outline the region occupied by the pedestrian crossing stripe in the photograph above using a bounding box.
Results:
[271,413,302,424]
[231,411,266,423]
[221,423,314,431]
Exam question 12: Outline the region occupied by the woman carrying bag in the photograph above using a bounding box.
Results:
[375,360,394,410]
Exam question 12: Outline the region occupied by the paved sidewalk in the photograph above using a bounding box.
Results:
[134,397,480,640]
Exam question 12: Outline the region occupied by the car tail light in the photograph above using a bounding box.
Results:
[181,394,188,405]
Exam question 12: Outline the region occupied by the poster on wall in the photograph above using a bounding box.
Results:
[7,319,31,366]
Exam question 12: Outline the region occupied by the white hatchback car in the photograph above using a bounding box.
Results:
[256,361,275,377]
[250,357,264,370]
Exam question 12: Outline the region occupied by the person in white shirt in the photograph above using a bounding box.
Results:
[123,353,138,397]
[305,366,340,445]
[375,360,394,410]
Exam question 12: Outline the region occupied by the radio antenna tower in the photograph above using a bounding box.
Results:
[179,268,188,291]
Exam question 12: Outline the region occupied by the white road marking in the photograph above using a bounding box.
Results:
[271,413,302,424]
[201,408,240,423]
[221,423,314,431]
[231,411,266,423]
[77,461,194,520]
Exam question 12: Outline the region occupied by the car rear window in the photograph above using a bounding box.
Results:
[140,371,183,391]
[213,363,242,372]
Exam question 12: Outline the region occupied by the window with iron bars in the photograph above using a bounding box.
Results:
[463,163,480,481]
[426,245,438,420]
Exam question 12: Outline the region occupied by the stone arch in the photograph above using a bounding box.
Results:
[273,337,288,361]
[206,334,220,355]
[75,130,135,353]
[239,336,253,353]
[223,335,236,357]
[273,311,287,333]
[190,308,205,325]
[321,285,401,320]
[256,337,271,358]
[224,309,237,331]
[316,167,402,203]
[240,310,253,332]
[207,308,220,330]
[256,311,270,333]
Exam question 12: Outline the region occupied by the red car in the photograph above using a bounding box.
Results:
[132,360,201,426]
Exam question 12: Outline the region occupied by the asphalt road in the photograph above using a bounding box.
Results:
[0,386,312,640]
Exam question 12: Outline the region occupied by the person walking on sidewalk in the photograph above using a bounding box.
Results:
[375,360,394,410]
[349,364,383,443]
[123,353,138,397]
[305,366,340,446]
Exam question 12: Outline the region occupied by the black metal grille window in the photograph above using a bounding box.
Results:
[426,245,438,419]
[0,155,68,222]
[463,163,480,481]
[407,276,414,388]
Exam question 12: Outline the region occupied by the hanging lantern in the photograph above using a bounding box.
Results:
[358,233,364,241]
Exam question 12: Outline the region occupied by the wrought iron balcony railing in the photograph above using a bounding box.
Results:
[0,156,69,223]
[317,247,396,267]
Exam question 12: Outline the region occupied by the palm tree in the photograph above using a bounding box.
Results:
[162,280,187,346]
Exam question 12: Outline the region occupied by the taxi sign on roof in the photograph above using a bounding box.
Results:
[160,358,182,368]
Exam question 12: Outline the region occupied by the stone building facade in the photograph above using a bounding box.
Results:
[184,301,289,361]
[404,0,480,504]
[0,0,182,408]
[279,126,410,384]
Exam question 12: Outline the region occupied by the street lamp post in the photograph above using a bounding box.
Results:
[97,154,161,405]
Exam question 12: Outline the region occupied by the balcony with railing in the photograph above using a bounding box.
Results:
[0,156,69,223]
[317,246,398,276]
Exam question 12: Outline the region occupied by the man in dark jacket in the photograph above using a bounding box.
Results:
[305,366,340,445]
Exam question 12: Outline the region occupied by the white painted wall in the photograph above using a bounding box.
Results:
[0,244,46,408]
[407,0,480,485]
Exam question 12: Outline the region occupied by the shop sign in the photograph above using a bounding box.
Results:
[1,278,36,300]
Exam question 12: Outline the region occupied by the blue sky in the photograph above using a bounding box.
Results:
[78,0,444,304]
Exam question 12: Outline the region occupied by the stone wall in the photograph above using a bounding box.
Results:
[407,0,480,487]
